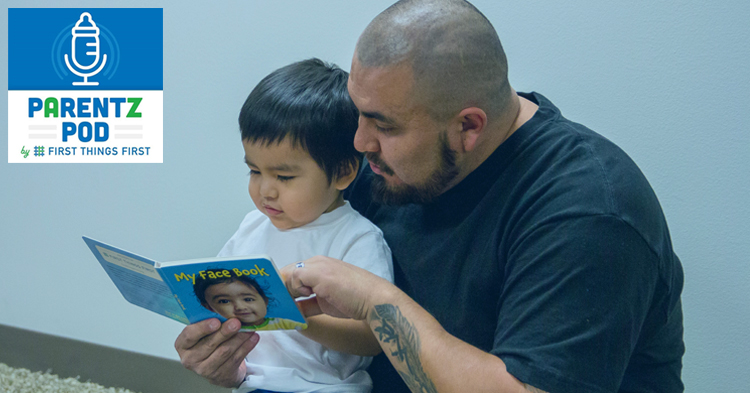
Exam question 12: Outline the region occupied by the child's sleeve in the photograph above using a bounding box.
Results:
[341,231,394,283]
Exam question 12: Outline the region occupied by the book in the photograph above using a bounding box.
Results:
[82,236,307,331]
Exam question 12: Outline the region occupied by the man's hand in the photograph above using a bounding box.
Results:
[174,318,260,388]
[282,256,395,320]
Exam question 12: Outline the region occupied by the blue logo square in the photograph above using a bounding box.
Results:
[9,8,163,91]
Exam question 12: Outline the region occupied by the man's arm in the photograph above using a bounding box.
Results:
[285,257,546,393]
[368,288,547,393]
[300,315,382,356]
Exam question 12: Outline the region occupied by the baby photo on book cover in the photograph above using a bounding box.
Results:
[184,267,307,331]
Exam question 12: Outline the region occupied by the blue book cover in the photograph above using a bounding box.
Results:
[83,236,307,331]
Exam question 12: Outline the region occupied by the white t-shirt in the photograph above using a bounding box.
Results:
[219,201,393,393]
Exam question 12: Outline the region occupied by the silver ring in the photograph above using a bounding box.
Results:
[295,262,305,268]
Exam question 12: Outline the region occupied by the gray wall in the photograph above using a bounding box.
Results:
[1,1,748,391]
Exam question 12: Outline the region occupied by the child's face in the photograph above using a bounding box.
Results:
[204,281,268,326]
[243,138,352,230]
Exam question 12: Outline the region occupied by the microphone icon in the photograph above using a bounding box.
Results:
[64,12,108,86]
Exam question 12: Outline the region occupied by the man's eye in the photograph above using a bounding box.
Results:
[277,175,295,182]
[374,121,395,133]
[248,169,260,176]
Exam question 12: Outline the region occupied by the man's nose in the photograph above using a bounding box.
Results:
[353,118,380,153]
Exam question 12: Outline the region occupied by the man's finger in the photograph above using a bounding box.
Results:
[175,318,221,352]
[177,318,245,368]
[296,296,324,317]
[195,331,259,388]
[287,263,315,298]
[204,319,248,353]
[202,330,258,375]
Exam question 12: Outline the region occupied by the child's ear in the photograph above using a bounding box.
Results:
[334,161,359,191]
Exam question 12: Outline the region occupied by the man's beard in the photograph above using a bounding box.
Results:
[368,132,459,205]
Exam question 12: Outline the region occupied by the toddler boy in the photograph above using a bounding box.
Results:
[218,58,393,393]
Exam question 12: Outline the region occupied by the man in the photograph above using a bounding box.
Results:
[176,1,685,392]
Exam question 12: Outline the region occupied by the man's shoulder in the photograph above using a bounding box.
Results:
[507,95,675,265]
[514,94,659,218]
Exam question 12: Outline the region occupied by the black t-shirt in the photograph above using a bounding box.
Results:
[349,92,685,393]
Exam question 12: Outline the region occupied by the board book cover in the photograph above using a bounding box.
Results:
[82,236,307,331]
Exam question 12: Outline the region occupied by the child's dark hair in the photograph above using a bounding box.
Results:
[193,268,272,310]
[238,58,361,183]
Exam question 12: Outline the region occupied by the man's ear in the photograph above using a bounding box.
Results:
[456,107,487,152]
[334,160,360,191]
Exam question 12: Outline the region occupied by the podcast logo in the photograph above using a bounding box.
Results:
[8,8,163,163]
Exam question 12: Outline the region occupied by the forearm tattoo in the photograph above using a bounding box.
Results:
[370,304,437,393]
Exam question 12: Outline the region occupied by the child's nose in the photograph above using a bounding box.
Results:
[260,179,278,199]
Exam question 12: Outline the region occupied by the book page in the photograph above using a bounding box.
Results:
[83,237,188,324]
[95,245,162,280]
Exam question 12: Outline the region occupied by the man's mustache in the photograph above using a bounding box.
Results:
[365,153,394,176]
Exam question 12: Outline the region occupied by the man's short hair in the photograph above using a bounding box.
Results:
[239,58,361,183]
[356,0,511,121]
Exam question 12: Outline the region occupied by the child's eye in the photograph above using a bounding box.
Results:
[217,299,230,304]
[248,169,260,176]
[277,175,295,182]
[245,297,255,302]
